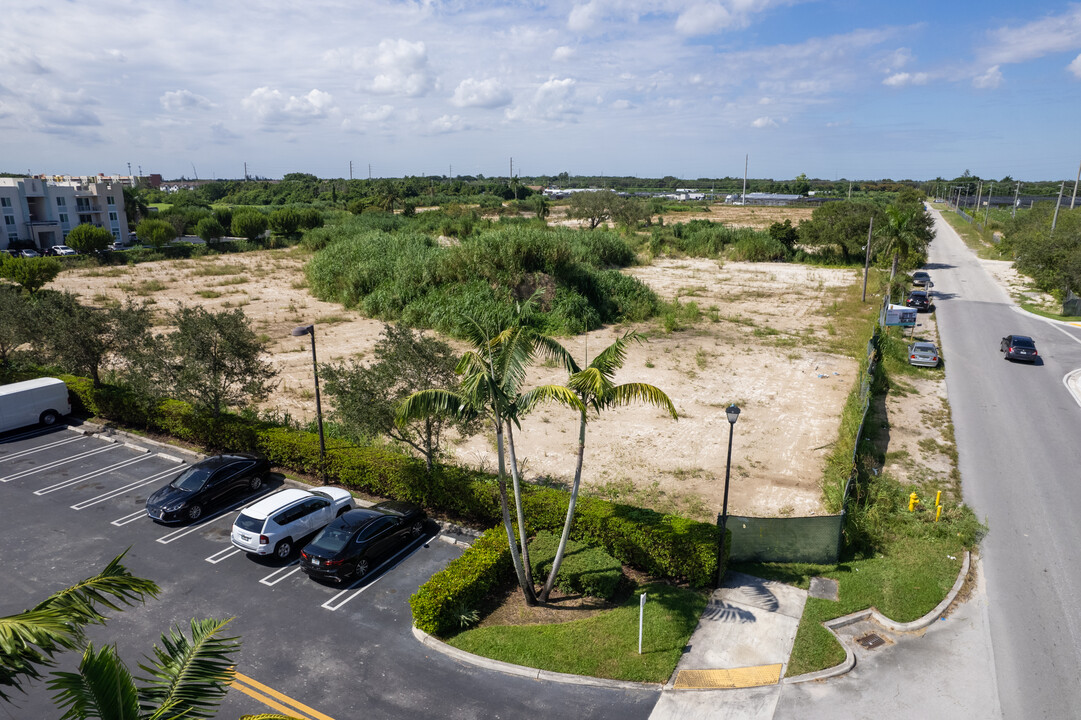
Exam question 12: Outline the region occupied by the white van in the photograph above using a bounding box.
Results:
[0,378,72,433]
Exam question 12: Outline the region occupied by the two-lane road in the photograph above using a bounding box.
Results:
[930,207,1081,719]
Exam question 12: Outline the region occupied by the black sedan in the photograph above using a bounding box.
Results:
[145,452,270,523]
[300,501,427,583]
[906,290,931,312]
[1001,334,1038,363]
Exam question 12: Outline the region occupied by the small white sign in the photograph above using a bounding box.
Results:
[639,592,647,654]
[885,304,917,327]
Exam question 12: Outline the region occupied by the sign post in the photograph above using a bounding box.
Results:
[639,592,647,654]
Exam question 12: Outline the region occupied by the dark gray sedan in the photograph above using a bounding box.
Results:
[1000,334,1038,363]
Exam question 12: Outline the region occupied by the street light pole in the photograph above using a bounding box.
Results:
[716,404,741,587]
[292,324,327,485]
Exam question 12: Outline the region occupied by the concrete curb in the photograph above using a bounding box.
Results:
[411,625,661,691]
[70,420,205,462]
[1063,368,1081,410]
[784,550,971,684]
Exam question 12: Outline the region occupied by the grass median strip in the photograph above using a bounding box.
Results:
[445,583,707,683]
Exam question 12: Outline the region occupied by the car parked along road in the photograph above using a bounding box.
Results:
[231,486,355,559]
[145,452,271,522]
[300,501,427,583]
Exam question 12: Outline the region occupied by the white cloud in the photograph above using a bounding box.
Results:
[451,78,511,108]
[568,2,603,33]
[752,115,776,128]
[341,105,395,132]
[357,39,436,97]
[430,114,466,133]
[675,0,790,36]
[210,122,240,142]
[506,77,580,122]
[243,87,335,124]
[611,98,632,110]
[972,65,1002,89]
[984,6,1081,65]
[160,90,215,112]
[1069,53,1081,78]
[552,45,575,61]
[882,72,929,87]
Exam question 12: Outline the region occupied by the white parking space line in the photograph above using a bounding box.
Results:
[206,547,244,564]
[156,493,269,545]
[260,562,301,586]
[70,467,181,510]
[321,538,429,612]
[0,425,69,444]
[112,509,149,527]
[35,454,154,495]
[1,444,120,482]
[0,435,86,465]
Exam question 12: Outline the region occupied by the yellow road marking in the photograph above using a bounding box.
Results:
[231,671,337,720]
[672,664,783,689]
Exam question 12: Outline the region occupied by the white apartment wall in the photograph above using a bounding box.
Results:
[0,177,130,250]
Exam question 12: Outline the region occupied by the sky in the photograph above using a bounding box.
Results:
[2,1,1079,182]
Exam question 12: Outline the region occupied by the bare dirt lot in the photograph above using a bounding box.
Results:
[50,242,864,521]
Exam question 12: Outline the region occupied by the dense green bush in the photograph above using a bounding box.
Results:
[305,224,656,337]
[728,234,789,261]
[528,531,624,601]
[649,220,768,257]
[410,528,513,635]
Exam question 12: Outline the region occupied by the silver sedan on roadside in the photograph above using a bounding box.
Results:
[907,341,940,367]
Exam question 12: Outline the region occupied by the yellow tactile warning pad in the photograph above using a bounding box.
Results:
[672,664,783,689]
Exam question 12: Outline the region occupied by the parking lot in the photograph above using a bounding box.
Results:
[0,423,657,719]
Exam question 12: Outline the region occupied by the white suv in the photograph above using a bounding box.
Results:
[230,487,354,559]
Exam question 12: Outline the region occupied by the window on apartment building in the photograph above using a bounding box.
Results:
[109,212,118,222]
[4,216,14,226]
[59,213,69,224]
[0,197,10,208]
[79,214,92,224]
[56,197,66,206]
[107,196,115,205]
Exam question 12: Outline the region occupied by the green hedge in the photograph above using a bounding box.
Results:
[528,531,623,601]
[45,373,721,585]
[410,527,513,635]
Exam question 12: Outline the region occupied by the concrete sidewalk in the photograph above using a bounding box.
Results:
[649,572,807,720]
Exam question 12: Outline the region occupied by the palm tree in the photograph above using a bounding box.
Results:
[877,204,925,282]
[536,332,677,602]
[398,306,581,605]
[0,551,159,702]
[48,618,240,720]
[123,186,149,227]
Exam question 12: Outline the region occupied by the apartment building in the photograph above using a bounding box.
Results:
[0,176,130,251]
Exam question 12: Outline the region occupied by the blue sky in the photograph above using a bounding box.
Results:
[2,1,1079,181]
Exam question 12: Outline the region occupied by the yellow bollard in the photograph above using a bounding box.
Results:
[935,505,942,522]
[935,490,942,507]
[908,492,920,512]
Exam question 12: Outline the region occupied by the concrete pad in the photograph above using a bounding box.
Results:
[673,572,808,672]
[650,685,781,720]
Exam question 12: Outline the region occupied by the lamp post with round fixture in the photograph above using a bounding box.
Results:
[715,404,740,587]
[292,323,327,485]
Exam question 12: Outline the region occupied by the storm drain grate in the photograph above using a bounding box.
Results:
[856,633,885,649]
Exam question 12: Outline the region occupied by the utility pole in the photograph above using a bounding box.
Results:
[973,181,982,219]
[368,163,372,180]
[985,182,994,225]
[349,161,353,180]
[1012,181,1021,218]
[127,162,132,178]
[509,157,513,180]
[244,162,248,181]
[862,216,874,303]
[847,181,852,200]
[742,154,748,204]
[1052,181,1065,235]
[1072,160,1080,210]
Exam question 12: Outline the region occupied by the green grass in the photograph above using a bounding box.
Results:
[934,208,1001,260]
[446,583,707,683]
[191,263,247,277]
[734,532,966,676]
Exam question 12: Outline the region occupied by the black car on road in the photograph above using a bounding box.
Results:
[1001,334,1038,363]
[906,290,931,312]
[300,501,427,583]
[146,452,271,523]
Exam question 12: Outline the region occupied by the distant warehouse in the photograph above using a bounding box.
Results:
[725,192,834,207]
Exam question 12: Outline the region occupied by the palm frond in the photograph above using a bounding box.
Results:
[454,350,488,377]
[34,549,161,622]
[396,388,474,425]
[48,643,141,720]
[603,382,678,418]
[589,331,642,376]
[494,326,536,397]
[518,385,586,415]
[567,366,615,403]
[136,618,240,720]
[0,610,81,699]
[535,335,580,375]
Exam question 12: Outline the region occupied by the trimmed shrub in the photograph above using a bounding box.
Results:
[528,531,624,601]
[410,527,513,635]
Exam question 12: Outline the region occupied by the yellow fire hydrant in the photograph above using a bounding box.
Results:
[908,492,920,512]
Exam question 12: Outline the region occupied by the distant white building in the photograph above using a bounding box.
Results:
[0,176,130,251]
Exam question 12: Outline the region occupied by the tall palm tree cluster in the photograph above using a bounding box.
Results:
[398,298,676,605]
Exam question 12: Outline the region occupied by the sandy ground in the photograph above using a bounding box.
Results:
[50,241,863,521]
